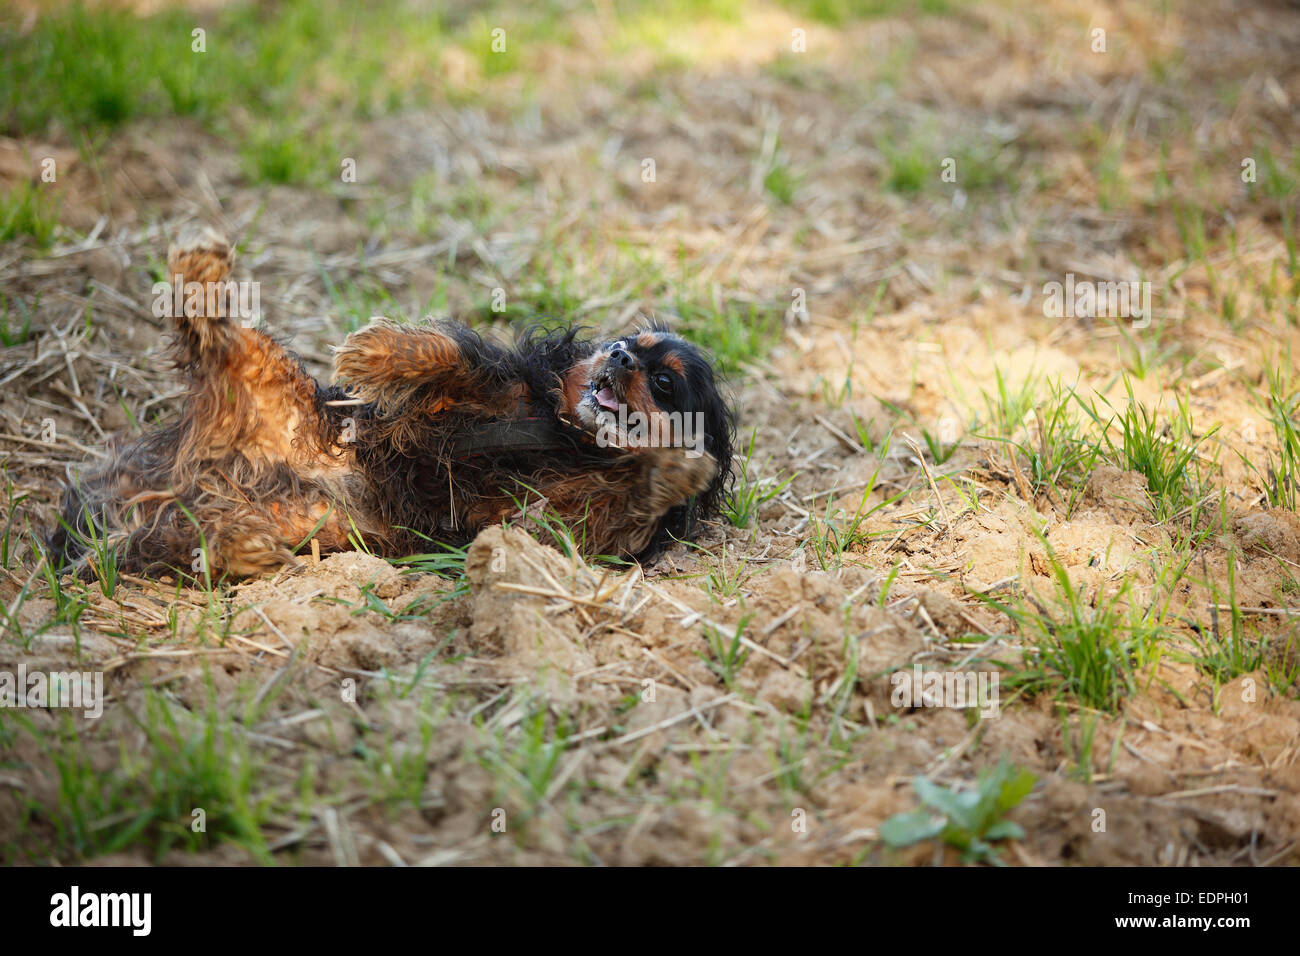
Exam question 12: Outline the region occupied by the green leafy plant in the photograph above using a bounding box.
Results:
[880,760,1036,865]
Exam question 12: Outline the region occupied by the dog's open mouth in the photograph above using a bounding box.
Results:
[587,371,622,413]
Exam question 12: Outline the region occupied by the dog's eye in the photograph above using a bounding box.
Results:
[651,372,674,395]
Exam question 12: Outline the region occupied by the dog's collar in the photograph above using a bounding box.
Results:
[448,417,588,460]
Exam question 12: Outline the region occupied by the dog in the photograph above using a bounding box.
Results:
[49,228,735,578]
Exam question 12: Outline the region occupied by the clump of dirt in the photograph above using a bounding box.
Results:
[1079,466,1152,523]
[1236,509,1300,565]
[465,526,598,674]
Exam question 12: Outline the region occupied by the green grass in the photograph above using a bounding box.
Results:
[982,379,1099,512]
[1058,708,1121,783]
[1096,137,1130,211]
[72,503,120,601]
[609,0,744,64]
[469,256,592,328]
[4,3,281,133]
[409,173,505,240]
[475,701,571,836]
[882,138,930,194]
[1244,360,1300,510]
[241,121,337,186]
[449,233,781,375]
[1028,385,1102,492]
[725,428,795,528]
[0,1,579,184]
[0,183,60,247]
[21,536,91,650]
[1246,145,1300,202]
[919,425,960,465]
[702,551,755,601]
[806,437,910,570]
[504,490,608,565]
[12,689,276,863]
[349,536,470,614]
[881,125,1015,196]
[0,471,31,571]
[389,536,470,578]
[670,298,782,375]
[776,0,952,27]
[0,292,36,346]
[358,686,447,811]
[1185,551,1265,693]
[316,259,438,335]
[979,536,1169,714]
[342,583,441,623]
[1079,378,1217,522]
[976,365,1040,438]
[1116,319,1181,381]
[763,162,799,205]
[699,616,752,689]
[3,2,398,136]
[770,707,816,797]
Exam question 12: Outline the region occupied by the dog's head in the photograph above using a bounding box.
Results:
[561,325,735,529]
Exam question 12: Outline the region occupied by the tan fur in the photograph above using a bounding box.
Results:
[333,319,471,412]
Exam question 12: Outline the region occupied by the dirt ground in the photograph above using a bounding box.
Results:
[2,0,1300,865]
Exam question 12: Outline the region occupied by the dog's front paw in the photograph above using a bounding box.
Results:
[643,449,719,515]
[332,319,465,412]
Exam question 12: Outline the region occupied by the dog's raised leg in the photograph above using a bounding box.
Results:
[62,228,354,578]
[166,228,365,574]
[166,229,333,470]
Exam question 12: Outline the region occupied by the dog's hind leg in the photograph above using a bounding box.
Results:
[165,229,344,475]
[71,229,363,578]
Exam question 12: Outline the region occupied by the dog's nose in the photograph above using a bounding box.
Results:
[609,347,638,371]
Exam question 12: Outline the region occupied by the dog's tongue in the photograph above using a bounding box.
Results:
[595,386,619,411]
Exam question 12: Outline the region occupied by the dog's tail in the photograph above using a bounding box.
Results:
[166,226,241,365]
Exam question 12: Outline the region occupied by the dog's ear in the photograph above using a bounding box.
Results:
[673,339,735,525]
[695,386,736,523]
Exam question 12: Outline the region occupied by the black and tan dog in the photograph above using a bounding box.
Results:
[50,228,734,578]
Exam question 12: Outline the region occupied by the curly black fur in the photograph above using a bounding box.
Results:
[351,322,734,560]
